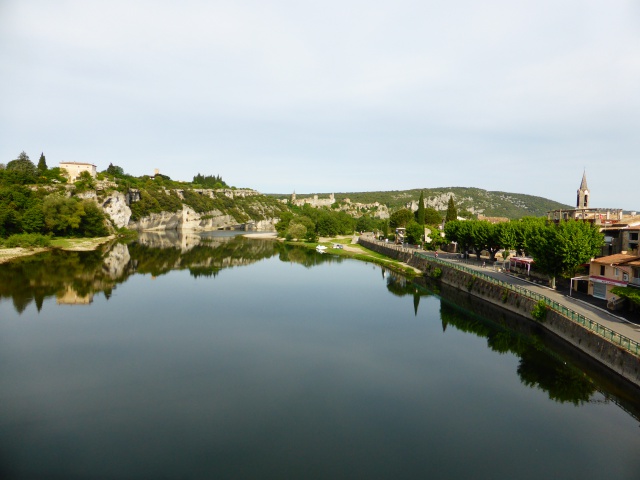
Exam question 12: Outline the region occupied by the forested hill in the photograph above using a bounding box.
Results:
[273,187,571,219]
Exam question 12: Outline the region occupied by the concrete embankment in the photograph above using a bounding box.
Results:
[358,237,640,388]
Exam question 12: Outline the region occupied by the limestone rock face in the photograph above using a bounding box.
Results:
[253,218,279,231]
[127,206,278,232]
[128,209,185,231]
[101,192,132,229]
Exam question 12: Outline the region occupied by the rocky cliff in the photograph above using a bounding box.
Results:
[99,189,280,232]
[127,205,278,232]
[101,192,132,229]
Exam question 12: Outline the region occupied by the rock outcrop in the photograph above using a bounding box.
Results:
[101,192,132,229]
[126,205,278,232]
[98,187,280,232]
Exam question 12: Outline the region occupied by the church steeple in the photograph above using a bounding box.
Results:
[577,170,589,209]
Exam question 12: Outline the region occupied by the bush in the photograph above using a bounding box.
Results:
[466,277,475,292]
[501,288,509,303]
[531,300,548,322]
[431,267,442,279]
[2,233,51,248]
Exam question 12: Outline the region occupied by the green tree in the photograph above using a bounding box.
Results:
[380,219,389,238]
[405,220,424,244]
[43,196,85,236]
[513,217,547,256]
[275,211,294,237]
[6,152,37,184]
[389,208,414,229]
[470,221,500,260]
[424,207,441,225]
[415,191,425,225]
[37,153,48,173]
[21,205,45,233]
[445,195,457,222]
[525,220,603,289]
[356,214,376,232]
[444,220,474,256]
[74,171,96,192]
[41,167,67,184]
[192,173,228,188]
[79,200,109,236]
[316,212,340,236]
[0,204,20,236]
[496,221,517,260]
[287,221,307,240]
[610,286,640,309]
[106,163,125,177]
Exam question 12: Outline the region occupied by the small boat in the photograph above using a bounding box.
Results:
[316,245,328,253]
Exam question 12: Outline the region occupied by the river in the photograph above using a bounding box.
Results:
[0,232,639,479]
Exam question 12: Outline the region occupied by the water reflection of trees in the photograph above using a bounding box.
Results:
[278,245,347,268]
[0,235,360,315]
[382,269,435,316]
[0,235,283,314]
[0,247,120,314]
[374,268,604,406]
[439,301,597,405]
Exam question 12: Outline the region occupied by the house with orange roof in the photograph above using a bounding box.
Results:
[588,253,640,305]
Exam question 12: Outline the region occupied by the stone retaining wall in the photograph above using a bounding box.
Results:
[358,237,640,387]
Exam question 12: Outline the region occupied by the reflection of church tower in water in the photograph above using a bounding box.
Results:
[577,171,589,209]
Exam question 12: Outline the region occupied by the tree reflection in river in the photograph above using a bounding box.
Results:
[1,231,638,422]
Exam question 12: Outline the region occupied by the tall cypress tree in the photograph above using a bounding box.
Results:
[445,195,458,222]
[37,152,47,173]
[416,191,425,225]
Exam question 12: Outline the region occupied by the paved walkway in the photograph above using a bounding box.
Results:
[425,250,640,345]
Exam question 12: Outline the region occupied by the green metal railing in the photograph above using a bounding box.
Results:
[413,251,640,356]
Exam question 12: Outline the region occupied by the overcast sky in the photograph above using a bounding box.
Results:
[1,1,638,209]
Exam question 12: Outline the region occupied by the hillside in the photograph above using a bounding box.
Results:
[272,187,571,219]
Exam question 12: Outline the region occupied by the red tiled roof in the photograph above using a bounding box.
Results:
[592,253,640,265]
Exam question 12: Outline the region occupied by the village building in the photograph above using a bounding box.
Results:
[547,171,625,225]
[599,215,640,256]
[59,161,97,182]
[288,192,335,208]
[587,253,640,308]
[477,214,509,224]
[548,171,639,306]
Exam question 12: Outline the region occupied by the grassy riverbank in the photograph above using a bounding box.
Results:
[0,236,116,264]
[285,235,421,278]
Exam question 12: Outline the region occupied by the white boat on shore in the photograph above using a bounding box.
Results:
[316,245,328,253]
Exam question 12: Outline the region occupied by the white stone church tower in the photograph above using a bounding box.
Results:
[577,171,589,209]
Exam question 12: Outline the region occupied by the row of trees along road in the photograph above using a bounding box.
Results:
[444,218,604,289]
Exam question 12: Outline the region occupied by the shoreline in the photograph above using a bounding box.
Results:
[242,232,278,239]
[359,236,640,388]
[280,235,422,277]
[0,235,116,264]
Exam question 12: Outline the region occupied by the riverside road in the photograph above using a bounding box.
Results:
[426,250,640,346]
[365,234,640,343]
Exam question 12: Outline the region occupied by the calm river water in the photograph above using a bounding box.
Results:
[0,232,639,479]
